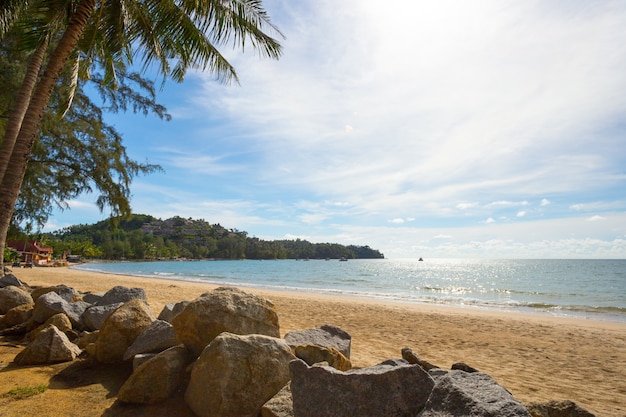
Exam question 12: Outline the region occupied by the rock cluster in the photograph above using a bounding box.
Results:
[0,278,597,417]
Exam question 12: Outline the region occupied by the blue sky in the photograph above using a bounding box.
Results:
[44,0,626,259]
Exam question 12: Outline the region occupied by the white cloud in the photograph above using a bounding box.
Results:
[541,198,551,206]
[587,215,606,222]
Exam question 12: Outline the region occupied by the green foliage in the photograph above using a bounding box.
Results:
[0,36,165,230]
[5,384,48,400]
[42,214,384,260]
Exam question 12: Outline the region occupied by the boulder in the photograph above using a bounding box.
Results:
[118,344,191,404]
[172,287,280,356]
[294,345,351,371]
[284,324,351,358]
[419,370,531,416]
[123,319,179,360]
[0,273,25,288]
[261,384,294,417]
[401,346,439,370]
[526,400,596,417]
[31,285,80,303]
[28,313,72,342]
[82,302,123,331]
[97,285,146,306]
[32,291,89,328]
[158,300,190,323]
[0,285,33,314]
[185,332,294,417]
[94,299,155,363]
[290,358,434,417]
[14,325,81,365]
[0,303,33,330]
[81,291,104,305]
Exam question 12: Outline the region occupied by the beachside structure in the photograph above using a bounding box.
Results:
[7,240,53,266]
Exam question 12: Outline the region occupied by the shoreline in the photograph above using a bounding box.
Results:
[70,262,626,325]
[3,266,626,416]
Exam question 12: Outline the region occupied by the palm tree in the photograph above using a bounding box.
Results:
[0,0,282,271]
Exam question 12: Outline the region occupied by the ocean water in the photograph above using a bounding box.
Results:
[73,258,626,322]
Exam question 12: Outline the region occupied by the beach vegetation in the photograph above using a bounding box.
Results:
[4,384,48,400]
[0,0,284,272]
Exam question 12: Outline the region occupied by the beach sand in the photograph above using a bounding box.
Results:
[1,266,625,416]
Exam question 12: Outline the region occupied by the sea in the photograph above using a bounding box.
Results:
[72,258,626,323]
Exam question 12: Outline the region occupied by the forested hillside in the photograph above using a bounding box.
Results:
[35,214,384,260]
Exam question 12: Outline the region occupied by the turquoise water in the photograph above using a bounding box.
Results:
[73,258,626,322]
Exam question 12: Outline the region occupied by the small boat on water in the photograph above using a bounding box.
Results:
[418,257,424,261]
[339,257,348,261]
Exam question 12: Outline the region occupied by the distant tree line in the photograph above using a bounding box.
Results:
[15,214,384,261]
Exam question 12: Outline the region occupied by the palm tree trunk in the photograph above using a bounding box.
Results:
[0,0,96,273]
[0,37,49,183]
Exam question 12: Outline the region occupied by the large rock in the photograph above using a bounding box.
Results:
[284,324,351,358]
[32,291,89,328]
[0,285,33,314]
[0,303,33,330]
[97,285,146,306]
[526,400,596,417]
[0,273,25,288]
[290,358,434,417]
[185,332,294,417]
[82,302,123,331]
[94,299,155,363]
[123,319,179,360]
[14,325,81,365]
[172,287,280,356]
[118,344,191,404]
[31,285,80,303]
[28,313,72,341]
[261,384,294,417]
[158,300,190,323]
[419,370,531,416]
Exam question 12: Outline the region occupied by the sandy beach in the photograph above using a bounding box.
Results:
[1,266,625,417]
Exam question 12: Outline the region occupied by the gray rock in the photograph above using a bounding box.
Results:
[419,370,531,417]
[94,299,155,363]
[31,285,79,303]
[97,285,146,306]
[284,324,351,358]
[0,273,25,288]
[290,358,435,417]
[172,287,280,356]
[14,325,81,365]
[262,384,294,417]
[526,400,596,417]
[0,285,33,314]
[82,302,123,331]
[157,300,190,323]
[118,344,191,404]
[185,332,294,417]
[81,292,104,305]
[123,319,179,360]
[32,291,89,328]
